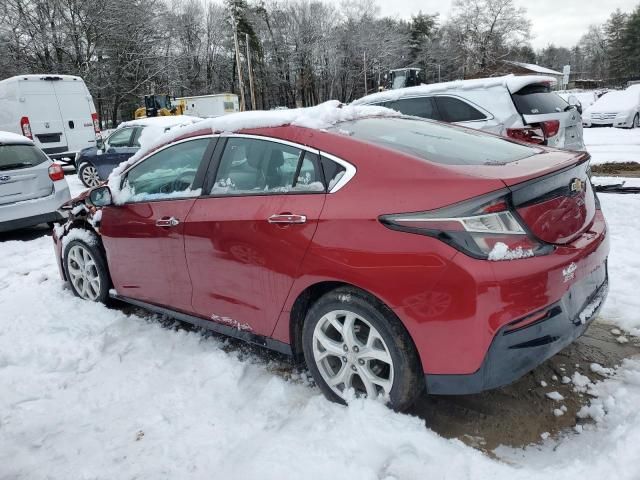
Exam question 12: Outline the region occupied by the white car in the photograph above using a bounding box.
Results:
[0,131,70,232]
[352,74,585,150]
[583,87,640,129]
[0,75,101,165]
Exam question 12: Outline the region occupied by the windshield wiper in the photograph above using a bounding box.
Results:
[0,162,33,171]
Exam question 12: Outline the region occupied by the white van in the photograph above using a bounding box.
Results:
[176,93,239,118]
[0,75,101,165]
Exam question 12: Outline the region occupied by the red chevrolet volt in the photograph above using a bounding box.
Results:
[52,113,609,410]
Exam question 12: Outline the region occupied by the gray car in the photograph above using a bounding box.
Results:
[0,131,70,232]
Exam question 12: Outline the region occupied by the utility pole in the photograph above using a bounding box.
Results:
[231,14,246,111]
[363,51,367,95]
[246,33,256,110]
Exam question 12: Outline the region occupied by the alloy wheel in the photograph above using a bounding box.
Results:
[312,309,394,400]
[67,244,101,301]
[80,164,100,187]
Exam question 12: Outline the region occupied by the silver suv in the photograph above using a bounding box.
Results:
[0,132,70,232]
[353,75,585,150]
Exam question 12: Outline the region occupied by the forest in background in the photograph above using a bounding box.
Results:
[1,0,639,125]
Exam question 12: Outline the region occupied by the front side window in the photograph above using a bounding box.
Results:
[434,96,486,122]
[122,138,209,202]
[106,128,134,148]
[211,138,324,195]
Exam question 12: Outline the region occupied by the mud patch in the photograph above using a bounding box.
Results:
[591,162,640,177]
[409,319,640,452]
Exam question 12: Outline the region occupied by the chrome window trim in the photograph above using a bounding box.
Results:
[220,133,356,193]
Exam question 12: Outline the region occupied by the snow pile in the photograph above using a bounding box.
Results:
[487,242,534,261]
[107,100,398,196]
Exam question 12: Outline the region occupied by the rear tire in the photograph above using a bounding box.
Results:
[302,286,423,411]
[78,162,101,188]
[63,234,110,303]
[633,114,639,129]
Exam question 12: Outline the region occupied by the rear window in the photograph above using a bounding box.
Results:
[512,84,568,115]
[0,144,49,171]
[331,117,538,166]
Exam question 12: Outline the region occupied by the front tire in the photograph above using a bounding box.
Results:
[633,114,639,129]
[63,235,110,303]
[302,287,423,411]
[78,162,101,187]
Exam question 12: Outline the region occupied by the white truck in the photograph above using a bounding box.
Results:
[0,75,101,165]
[176,93,239,118]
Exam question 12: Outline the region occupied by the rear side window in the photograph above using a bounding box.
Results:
[321,156,346,190]
[0,144,49,170]
[434,96,486,122]
[333,117,538,166]
[211,138,325,195]
[390,97,440,120]
[512,85,568,115]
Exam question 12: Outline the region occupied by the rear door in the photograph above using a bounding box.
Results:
[18,79,68,155]
[51,78,97,152]
[100,137,214,311]
[510,84,584,150]
[0,143,53,205]
[184,136,326,336]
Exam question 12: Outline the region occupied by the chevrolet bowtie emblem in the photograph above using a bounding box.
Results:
[570,178,584,193]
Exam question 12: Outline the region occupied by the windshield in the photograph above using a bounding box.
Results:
[0,144,49,171]
[331,117,539,166]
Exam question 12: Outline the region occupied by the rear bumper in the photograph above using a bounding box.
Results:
[0,181,70,232]
[425,265,608,395]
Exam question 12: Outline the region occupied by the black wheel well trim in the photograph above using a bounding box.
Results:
[287,280,423,368]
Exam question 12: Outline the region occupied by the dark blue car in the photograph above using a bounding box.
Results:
[74,126,142,187]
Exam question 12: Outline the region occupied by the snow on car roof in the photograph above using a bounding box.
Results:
[117,115,203,129]
[503,61,563,76]
[0,131,34,145]
[107,100,397,195]
[352,74,558,106]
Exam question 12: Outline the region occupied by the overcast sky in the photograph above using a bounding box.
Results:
[346,0,638,50]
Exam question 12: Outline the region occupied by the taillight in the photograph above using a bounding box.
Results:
[379,190,553,261]
[48,163,65,181]
[91,113,101,138]
[541,120,560,138]
[506,120,560,145]
[20,116,33,139]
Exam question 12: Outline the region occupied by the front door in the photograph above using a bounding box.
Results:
[184,136,326,336]
[95,127,137,180]
[100,137,213,311]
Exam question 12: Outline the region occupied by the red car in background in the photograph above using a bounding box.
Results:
[52,113,609,410]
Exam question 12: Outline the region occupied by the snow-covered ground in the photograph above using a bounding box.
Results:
[1,134,640,478]
[584,127,640,165]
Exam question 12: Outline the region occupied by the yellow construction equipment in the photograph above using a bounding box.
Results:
[134,94,186,119]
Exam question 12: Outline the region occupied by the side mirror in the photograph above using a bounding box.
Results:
[96,137,104,150]
[89,185,113,207]
[568,95,583,115]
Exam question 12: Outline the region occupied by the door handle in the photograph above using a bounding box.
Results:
[268,214,307,224]
[155,216,180,227]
